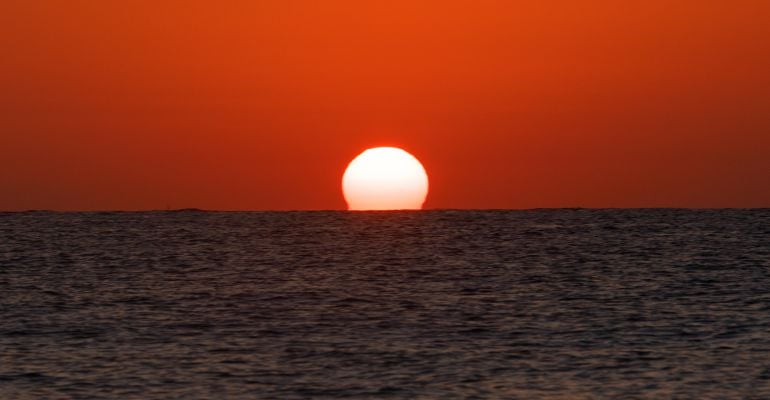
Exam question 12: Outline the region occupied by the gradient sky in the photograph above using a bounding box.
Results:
[2,1,769,210]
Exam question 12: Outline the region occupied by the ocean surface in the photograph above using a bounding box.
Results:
[1,209,769,399]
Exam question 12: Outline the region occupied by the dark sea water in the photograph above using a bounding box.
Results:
[1,210,769,399]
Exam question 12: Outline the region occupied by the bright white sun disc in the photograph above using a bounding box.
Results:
[342,147,429,210]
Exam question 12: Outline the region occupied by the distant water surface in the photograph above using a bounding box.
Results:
[1,210,769,399]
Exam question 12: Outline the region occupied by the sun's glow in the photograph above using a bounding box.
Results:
[342,147,429,211]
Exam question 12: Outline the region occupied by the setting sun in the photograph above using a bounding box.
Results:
[342,147,429,211]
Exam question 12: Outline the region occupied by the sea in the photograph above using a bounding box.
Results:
[1,209,769,399]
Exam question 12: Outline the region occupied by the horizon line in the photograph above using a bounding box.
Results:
[2,207,768,213]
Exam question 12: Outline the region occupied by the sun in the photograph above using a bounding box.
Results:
[342,147,429,211]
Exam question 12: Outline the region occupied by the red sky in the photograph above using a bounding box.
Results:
[1,1,769,210]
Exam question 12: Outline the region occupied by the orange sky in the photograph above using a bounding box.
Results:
[1,1,769,210]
